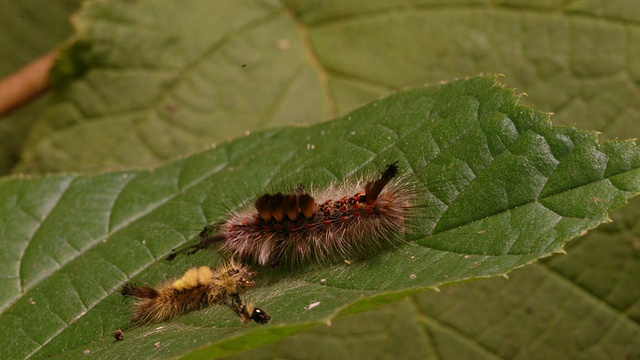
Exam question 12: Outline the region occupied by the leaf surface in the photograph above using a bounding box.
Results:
[16,0,640,173]
[229,218,640,359]
[1,77,639,359]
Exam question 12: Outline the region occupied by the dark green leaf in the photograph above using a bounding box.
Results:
[1,77,639,359]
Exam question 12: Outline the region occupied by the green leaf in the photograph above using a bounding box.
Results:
[421,226,640,358]
[230,215,640,359]
[0,0,80,174]
[18,0,640,174]
[0,0,78,78]
[1,77,639,359]
[16,0,336,174]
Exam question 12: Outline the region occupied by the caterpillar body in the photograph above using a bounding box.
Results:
[168,163,415,267]
[121,261,270,325]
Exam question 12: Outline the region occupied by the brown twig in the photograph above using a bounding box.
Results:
[0,50,58,117]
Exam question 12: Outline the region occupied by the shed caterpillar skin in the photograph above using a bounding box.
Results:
[168,162,415,267]
[121,261,270,325]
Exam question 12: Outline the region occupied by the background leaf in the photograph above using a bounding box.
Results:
[14,0,640,174]
[0,0,80,174]
[1,77,639,359]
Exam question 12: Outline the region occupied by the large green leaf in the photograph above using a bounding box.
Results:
[14,0,640,174]
[1,77,639,359]
[230,212,640,359]
[16,0,334,174]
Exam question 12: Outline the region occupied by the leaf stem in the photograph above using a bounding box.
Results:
[0,50,57,117]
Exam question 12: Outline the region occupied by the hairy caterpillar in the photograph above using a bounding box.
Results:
[167,163,415,267]
[121,261,270,324]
